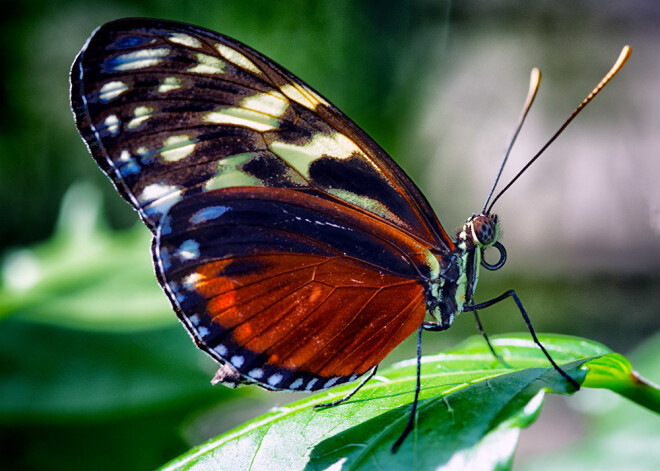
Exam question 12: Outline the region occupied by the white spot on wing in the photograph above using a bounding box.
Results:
[103,114,120,135]
[176,239,200,261]
[240,92,288,118]
[267,374,283,386]
[110,47,170,71]
[324,377,339,388]
[138,183,182,215]
[190,205,230,224]
[202,107,279,132]
[214,344,228,356]
[248,368,264,379]
[182,272,203,289]
[146,191,181,214]
[280,83,312,108]
[280,83,328,110]
[127,105,153,129]
[188,53,226,74]
[230,355,244,368]
[215,43,261,74]
[99,81,129,102]
[160,135,196,162]
[139,183,178,203]
[197,326,210,337]
[306,378,318,390]
[289,377,304,390]
[167,32,202,48]
[158,76,184,93]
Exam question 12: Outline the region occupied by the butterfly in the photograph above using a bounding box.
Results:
[71,18,627,450]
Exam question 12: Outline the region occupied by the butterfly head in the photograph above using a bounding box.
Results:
[430,213,505,324]
[459,213,506,272]
[468,214,500,249]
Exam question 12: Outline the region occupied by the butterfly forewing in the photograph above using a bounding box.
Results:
[155,187,428,390]
[71,18,453,247]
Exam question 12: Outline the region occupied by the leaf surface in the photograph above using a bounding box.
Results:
[162,334,658,470]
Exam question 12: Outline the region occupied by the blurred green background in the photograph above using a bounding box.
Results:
[1,1,658,469]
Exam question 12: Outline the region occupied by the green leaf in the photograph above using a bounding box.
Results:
[161,334,659,471]
[581,353,660,412]
[0,318,247,471]
[520,332,660,471]
[0,184,172,330]
[0,320,230,421]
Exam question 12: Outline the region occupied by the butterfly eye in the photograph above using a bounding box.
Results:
[472,215,498,247]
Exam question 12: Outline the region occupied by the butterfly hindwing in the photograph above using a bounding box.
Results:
[70,18,453,248]
[154,187,429,390]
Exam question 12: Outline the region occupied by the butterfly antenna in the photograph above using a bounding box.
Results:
[486,45,631,215]
[482,68,541,213]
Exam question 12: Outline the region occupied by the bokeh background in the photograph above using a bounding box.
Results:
[1,1,658,469]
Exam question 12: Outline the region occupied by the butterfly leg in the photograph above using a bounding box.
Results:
[313,365,378,409]
[464,289,580,390]
[391,324,428,453]
[472,310,510,367]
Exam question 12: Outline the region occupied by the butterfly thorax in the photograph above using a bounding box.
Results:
[425,213,500,329]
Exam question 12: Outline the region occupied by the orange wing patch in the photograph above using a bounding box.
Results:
[189,254,425,378]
